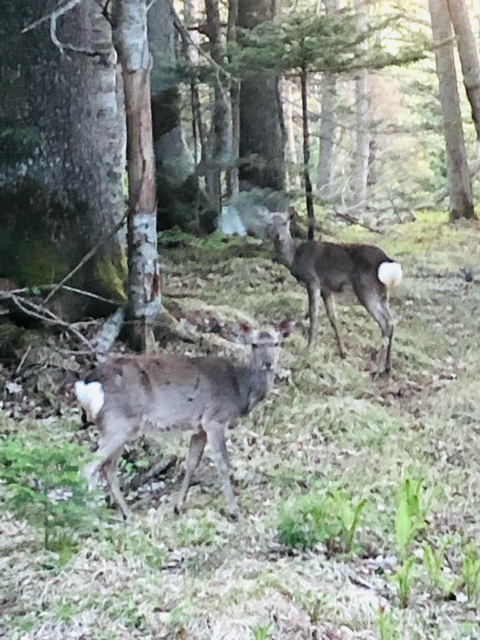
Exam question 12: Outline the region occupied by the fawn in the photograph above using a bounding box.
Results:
[74,321,292,519]
[260,207,402,374]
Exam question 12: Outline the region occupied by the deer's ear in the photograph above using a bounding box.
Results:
[277,319,294,337]
[238,323,254,343]
[286,206,297,221]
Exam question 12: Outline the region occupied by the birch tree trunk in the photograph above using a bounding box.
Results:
[112,0,163,349]
[446,0,480,143]
[429,0,476,221]
[284,79,301,190]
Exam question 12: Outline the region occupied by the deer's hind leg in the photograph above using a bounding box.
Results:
[353,280,394,374]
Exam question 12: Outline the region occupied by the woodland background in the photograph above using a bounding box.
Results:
[2,1,480,639]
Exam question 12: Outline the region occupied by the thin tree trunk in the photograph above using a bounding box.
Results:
[353,0,370,205]
[226,0,240,198]
[301,67,315,241]
[446,0,480,143]
[317,72,337,200]
[284,78,301,190]
[112,0,162,349]
[429,0,476,221]
[317,0,339,201]
[205,0,229,213]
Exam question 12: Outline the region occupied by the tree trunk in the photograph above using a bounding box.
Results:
[301,68,315,241]
[317,72,337,200]
[446,0,480,143]
[149,0,202,232]
[226,0,240,198]
[352,0,370,205]
[0,1,127,319]
[112,0,162,350]
[284,78,301,190]
[429,0,476,221]
[317,0,339,201]
[238,0,285,191]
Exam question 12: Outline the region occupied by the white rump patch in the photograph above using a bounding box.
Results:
[378,262,402,288]
[74,381,105,420]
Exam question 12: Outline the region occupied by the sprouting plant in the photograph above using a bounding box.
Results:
[278,486,367,554]
[0,435,106,553]
[250,622,275,640]
[376,605,399,640]
[460,543,480,600]
[395,475,433,560]
[422,538,456,596]
[393,556,417,608]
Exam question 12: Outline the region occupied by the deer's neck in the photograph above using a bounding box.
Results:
[237,365,274,415]
[274,234,296,269]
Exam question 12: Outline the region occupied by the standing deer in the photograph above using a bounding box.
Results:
[260,207,402,374]
[74,320,292,519]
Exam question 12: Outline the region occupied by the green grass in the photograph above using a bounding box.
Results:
[2,215,480,638]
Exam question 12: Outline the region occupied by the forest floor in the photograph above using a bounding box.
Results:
[1,212,480,640]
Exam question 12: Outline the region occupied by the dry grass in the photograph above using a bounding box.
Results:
[2,214,480,639]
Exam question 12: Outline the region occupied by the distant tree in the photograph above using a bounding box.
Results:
[237,0,286,191]
[428,0,475,221]
[446,0,480,144]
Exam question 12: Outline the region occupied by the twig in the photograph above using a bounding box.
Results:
[9,294,94,350]
[22,0,85,34]
[43,214,127,305]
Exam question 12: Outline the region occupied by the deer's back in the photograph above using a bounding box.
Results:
[292,241,393,291]
[87,354,249,433]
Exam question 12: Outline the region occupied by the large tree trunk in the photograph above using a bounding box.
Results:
[112,0,163,350]
[237,0,285,191]
[446,0,480,143]
[429,0,476,221]
[0,1,127,319]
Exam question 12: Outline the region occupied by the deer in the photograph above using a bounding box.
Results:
[259,207,402,374]
[74,320,292,519]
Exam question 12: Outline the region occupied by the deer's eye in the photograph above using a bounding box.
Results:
[251,343,258,349]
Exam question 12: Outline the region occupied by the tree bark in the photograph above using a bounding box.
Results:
[446,0,480,143]
[352,0,370,205]
[301,68,315,241]
[238,0,285,191]
[429,0,476,221]
[112,0,163,349]
[317,0,339,200]
[0,1,127,319]
[284,79,301,190]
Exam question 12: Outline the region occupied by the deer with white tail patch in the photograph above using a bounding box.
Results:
[74,320,292,519]
[260,207,402,374]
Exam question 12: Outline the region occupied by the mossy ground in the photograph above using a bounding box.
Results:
[2,214,480,639]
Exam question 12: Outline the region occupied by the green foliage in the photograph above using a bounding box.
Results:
[376,607,400,640]
[278,486,367,553]
[460,543,480,600]
[250,622,275,640]
[422,539,456,596]
[395,475,432,560]
[229,9,427,77]
[393,556,417,608]
[0,435,106,553]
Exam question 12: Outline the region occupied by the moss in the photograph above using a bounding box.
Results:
[90,251,127,303]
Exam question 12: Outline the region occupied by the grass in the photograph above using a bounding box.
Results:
[2,213,480,638]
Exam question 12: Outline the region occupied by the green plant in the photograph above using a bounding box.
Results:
[393,556,417,608]
[251,622,275,640]
[0,435,106,552]
[395,475,432,560]
[278,486,367,553]
[376,606,399,640]
[422,539,456,596]
[460,543,480,600]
